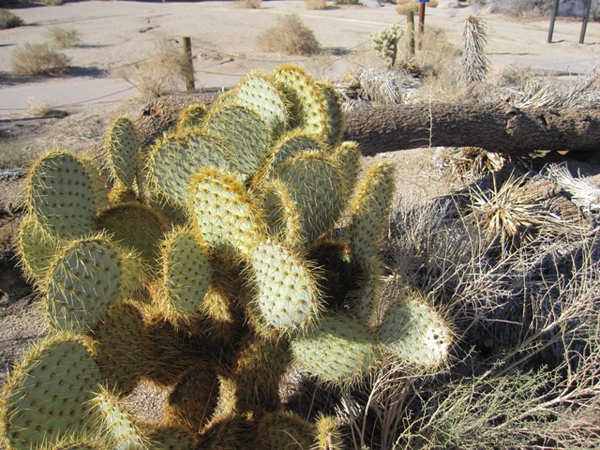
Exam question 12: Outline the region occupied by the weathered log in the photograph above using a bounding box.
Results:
[137,94,600,156]
[343,103,600,155]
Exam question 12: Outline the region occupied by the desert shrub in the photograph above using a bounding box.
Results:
[117,39,191,99]
[396,0,438,14]
[238,0,262,8]
[306,0,328,9]
[0,8,23,29]
[12,43,70,77]
[48,26,81,49]
[258,14,320,56]
[336,0,361,4]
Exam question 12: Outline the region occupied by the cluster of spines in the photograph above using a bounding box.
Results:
[2,64,453,449]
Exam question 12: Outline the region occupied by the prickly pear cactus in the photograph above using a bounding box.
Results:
[2,65,452,449]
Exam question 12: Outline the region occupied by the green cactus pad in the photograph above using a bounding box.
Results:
[349,256,384,327]
[16,213,62,285]
[107,182,138,205]
[197,413,257,450]
[290,314,379,385]
[189,167,265,255]
[146,132,233,211]
[145,426,196,450]
[315,82,344,147]
[27,150,107,239]
[271,66,343,146]
[176,104,208,133]
[267,130,322,176]
[349,161,396,266]
[257,411,314,450]
[158,227,214,320]
[0,333,101,449]
[332,141,362,202]
[88,386,153,450]
[36,432,106,450]
[163,361,220,431]
[96,202,168,271]
[224,72,289,136]
[104,116,139,189]
[379,291,452,368]
[273,151,345,244]
[43,235,141,332]
[258,179,303,247]
[92,301,148,395]
[220,334,291,413]
[204,104,272,177]
[248,240,321,336]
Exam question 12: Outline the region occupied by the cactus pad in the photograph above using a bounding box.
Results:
[290,314,379,385]
[147,132,232,210]
[273,151,345,244]
[27,151,107,239]
[0,333,100,449]
[105,116,139,189]
[158,227,214,319]
[204,104,272,177]
[96,202,168,270]
[189,167,265,255]
[379,291,452,368]
[225,72,288,136]
[43,235,140,332]
[248,240,321,336]
[349,161,396,266]
[16,213,61,284]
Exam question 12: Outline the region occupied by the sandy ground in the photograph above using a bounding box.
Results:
[1,0,600,116]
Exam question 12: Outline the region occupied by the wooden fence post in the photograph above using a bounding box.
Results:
[182,36,195,92]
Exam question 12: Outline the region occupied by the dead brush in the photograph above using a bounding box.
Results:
[505,71,600,109]
[257,14,320,56]
[11,42,71,77]
[117,39,191,100]
[544,163,600,220]
[445,146,506,183]
[48,26,81,49]
[467,172,571,249]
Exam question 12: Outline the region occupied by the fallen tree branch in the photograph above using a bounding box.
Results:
[137,95,600,156]
[343,103,600,155]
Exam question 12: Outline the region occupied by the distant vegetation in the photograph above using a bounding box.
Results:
[0,8,23,29]
[11,42,71,77]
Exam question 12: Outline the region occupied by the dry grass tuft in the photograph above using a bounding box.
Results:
[237,0,262,8]
[0,9,24,29]
[117,39,192,100]
[26,97,56,118]
[396,0,438,14]
[258,14,320,56]
[48,26,81,49]
[11,43,71,77]
[305,0,328,10]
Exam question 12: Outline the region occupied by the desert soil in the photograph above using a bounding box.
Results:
[1,0,600,423]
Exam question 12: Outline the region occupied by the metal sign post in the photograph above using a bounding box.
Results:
[548,0,592,44]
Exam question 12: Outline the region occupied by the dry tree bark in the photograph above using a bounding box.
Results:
[137,94,600,156]
[343,103,600,155]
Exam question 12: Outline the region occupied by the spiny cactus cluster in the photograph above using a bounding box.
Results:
[1,65,452,449]
[370,23,404,68]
